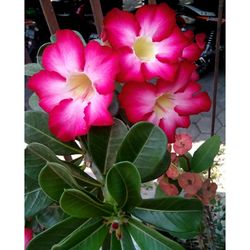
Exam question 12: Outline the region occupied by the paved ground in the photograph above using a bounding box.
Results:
[176,68,225,144]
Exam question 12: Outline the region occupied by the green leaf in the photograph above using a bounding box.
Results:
[25,63,43,76]
[27,217,86,250]
[25,111,81,155]
[120,225,137,250]
[60,189,113,218]
[28,142,101,188]
[116,122,168,182]
[132,197,203,239]
[127,218,184,250]
[88,118,128,174]
[25,185,53,217]
[36,206,67,229]
[39,162,84,201]
[110,232,122,250]
[25,147,46,180]
[178,152,192,171]
[28,93,44,112]
[106,161,141,211]
[191,135,221,173]
[52,218,108,250]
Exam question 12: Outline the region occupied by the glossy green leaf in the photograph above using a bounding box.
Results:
[106,161,141,211]
[25,63,43,76]
[191,135,221,173]
[116,122,168,182]
[127,218,184,250]
[178,152,192,171]
[25,147,46,180]
[28,93,44,112]
[60,189,112,218]
[120,225,137,250]
[25,185,53,217]
[132,197,203,239]
[88,118,128,174]
[39,162,85,201]
[25,111,81,155]
[52,218,107,250]
[27,217,86,250]
[36,206,67,229]
[28,142,101,188]
[110,232,122,250]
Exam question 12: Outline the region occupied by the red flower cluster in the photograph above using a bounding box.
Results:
[158,133,217,205]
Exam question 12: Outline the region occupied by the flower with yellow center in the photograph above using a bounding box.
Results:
[28,29,118,141]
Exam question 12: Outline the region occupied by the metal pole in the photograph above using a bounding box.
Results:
[148,0,157,4]
[89,0,104,35]
[209,0,224,178]
[39,0,60,35]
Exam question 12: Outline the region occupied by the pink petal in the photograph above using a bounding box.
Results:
[83,41,118,94]
[103,8,139,48]
[116,47,145,83]
[142,59,178,82]
[174,92,211,115]
[49,99,89,141]
[157,61,196,94]
[182,43,202,61]
[196,33,206,50]
[155,27,189,63]
[25,228,33,249]
[84,92,113,126]
[42,30,85,77]
[119,82,157,123]
[135,3,176,42]
[183,30,194,41]
[160,111,190,143]
[28,70,71,112]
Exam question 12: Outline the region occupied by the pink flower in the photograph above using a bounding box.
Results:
[118,61,211,142]
[197,179,217,205]
[28,30,118,141]
[178,172,203,195]
[173,133,192,155]
[158,176,179,196]
[103,3,193,82]
[166,164,179,180]
[182,32,206,61]
[25,228,33,249]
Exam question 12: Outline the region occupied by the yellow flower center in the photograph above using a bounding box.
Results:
[68,73,94,101]
[154,93,175,119]
[133,36,155,61]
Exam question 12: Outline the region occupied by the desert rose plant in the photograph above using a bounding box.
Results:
[25,3,221,249]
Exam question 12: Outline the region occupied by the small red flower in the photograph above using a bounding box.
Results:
[178,172,203,195]
[173,133,192,155]
[158,176,179,196]
[166,164,179,180]
[25,228,33,249]
[197,179,218,205]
